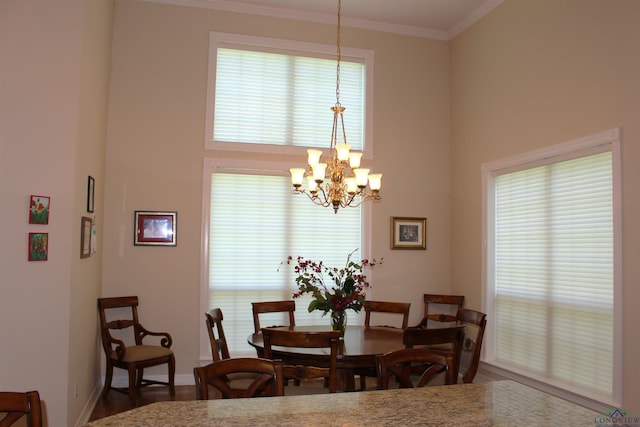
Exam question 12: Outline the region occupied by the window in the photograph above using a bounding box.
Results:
[205,32,374,156]
[482,128,621,407]
[200,33,374,359]
[201,162,367,357]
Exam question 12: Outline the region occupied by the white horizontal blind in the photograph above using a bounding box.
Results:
[493,151,613,401]
[214,48,365,150]
[209,172,362,356]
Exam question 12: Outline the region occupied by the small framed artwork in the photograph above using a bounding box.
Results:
[81,216,92,258]
[391,217,427,250]
[134,211,177,246]
[28,232,49,261]
[29,195,50,224]
[87,176,95,213]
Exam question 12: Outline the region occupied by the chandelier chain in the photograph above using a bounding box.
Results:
[335,0,342,106]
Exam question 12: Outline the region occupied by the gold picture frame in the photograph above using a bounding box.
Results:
[391,217,426,250]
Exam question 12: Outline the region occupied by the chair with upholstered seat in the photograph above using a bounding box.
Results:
[252,301,296,334]
[0,390,42,427]
[403,324,465,382]
[261,328,340,393]
[97,296,175,403]
[456,308,487,383]
[194,358,284,399]
[205,308,231,362]
[375,348,455,389]
[357,300,411,389]
[422,294,464,323]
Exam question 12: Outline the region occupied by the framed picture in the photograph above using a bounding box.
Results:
[29,195,50,224]
[28,232,48,261]
[391,217,427,250]
[81,216,92,258]
[134,211,177,246]
[87,176,95,213]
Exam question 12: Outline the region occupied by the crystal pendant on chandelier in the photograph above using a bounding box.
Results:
[289,0,382,213]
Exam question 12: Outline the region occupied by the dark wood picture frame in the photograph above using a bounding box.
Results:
[81,216,92,258]
[87,176,95,213]
[391,217,427,250]
[134,211,177,246]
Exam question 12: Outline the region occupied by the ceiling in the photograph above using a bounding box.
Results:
[145,0,505,40]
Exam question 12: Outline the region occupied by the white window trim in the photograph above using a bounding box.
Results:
[480,127,623,410]
[205,32,375,159]
[198,157,373,361]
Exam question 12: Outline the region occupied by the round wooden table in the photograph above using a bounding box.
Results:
[248,325,404,391]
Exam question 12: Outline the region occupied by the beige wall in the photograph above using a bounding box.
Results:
[0,0,113,426]
[450,0,640,413]
[102,0,451,382]
[68,0,114,424]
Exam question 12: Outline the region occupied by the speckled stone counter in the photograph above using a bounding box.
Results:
[84,380,600,426]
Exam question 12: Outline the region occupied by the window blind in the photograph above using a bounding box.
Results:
[209,172,362,356]
[213,48,365,150]
[493,151,613,401]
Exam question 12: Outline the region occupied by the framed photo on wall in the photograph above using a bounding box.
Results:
[87,176,95,213]
[391,217,427,250]
[81,216,92,258]
[134,211,177,246]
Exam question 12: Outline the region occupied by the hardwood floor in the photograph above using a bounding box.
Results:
[89,386,195,422]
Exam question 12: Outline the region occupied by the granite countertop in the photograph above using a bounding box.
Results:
[84,380,600,426]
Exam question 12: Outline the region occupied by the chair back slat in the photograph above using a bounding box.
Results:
[364,301,411,329]
[456,307,487,383]
[0,390,42,427]
[252,301,296,334]
[375,348,455,390]
[403,325,465,381]
[193,358,284,399]
[205,308,231,361]
[261,328,340,393]
[422,294,464,323]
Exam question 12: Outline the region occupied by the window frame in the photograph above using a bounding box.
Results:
[480,128,623,411]
[205,32,375,158]
[198,157,373,360]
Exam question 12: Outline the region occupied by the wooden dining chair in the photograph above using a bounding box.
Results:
[252,300,296,334]
[456,308,487,383]
[375,347,455,389]
[205,308,231,361]
[261,328,340,393]
[0,390,43,427]
[364,300,411,329]
[422,294,465,323]
[357,300,411,389]
[193,358,284,399]
[403,324,465,382]
[97,296,175,403]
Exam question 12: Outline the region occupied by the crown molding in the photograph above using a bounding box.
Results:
[141,0,503,41]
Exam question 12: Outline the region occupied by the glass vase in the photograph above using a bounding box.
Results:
[331,310,347,337]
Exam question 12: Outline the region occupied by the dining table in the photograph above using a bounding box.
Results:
[82,380,601,426]
[247,323,462,391]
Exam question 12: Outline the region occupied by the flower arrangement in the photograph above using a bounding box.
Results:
[282,249,382,335]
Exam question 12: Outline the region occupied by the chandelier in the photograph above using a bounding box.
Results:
[290,0,381,214]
